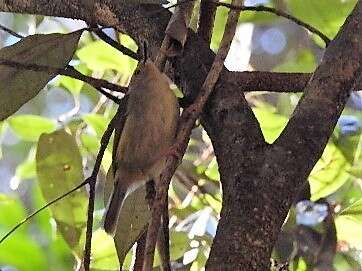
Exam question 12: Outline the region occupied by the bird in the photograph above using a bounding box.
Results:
[103,59,179,235]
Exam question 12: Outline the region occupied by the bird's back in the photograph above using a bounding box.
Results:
[116,61,179,173]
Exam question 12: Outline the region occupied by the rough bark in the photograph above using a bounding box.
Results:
[1,1,361,270]
[206,2,362,270]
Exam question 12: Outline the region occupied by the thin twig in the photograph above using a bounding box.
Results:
[142,0,243,270]
[0,24,23,38]
[142,1,196,269]
[134,231,147,271]
[160,198,171,271]
[2,53,361,100]
[63,66,128,93]
[0,180,88,244]
[0,59,127,98]
[83,98,128,271]
[0,25,128,95]
[213,2,331,45]
[149,0,331,45]
[92,28,140,61]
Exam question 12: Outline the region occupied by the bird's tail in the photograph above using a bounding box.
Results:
[103,180,127,236]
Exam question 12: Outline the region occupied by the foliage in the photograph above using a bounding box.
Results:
[0,1,360,270]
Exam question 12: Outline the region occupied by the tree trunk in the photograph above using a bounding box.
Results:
[0,1,361,270]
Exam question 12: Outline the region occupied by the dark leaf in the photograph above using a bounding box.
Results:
[0,31,82,120]
[104,168,150,268]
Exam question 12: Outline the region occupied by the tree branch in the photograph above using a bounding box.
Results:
[198,0,217,44]
[212,2,331,45]
[142,0,243,269]
[92,27,140,61]
[164,0,331,45]
[134,231,147,271]
[274,2,362,177]
[2,2,359,97]
[0,59,126,103]
[83,97,128,271]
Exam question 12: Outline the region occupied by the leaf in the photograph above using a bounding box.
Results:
[81,133,112,172]
[36,129,88,253]
[335,215,362,249]
[8,115,56,141]
[211,6,228,51]
[287,0,357,40]
[154,231,189,266]
[112,185,150,267]
[333,253,362,270]
[252,106,288,143]
[57,63,88,96]
[119,34,138,52]
[0,31,82,120]
[77,40,137,76]
[0,195,48,270]
[334,131,362,164]
[339,198,362,219]
[83,113,108,137]
[0,194,26,230]
[15,158,36,180]
[205,157,220,181]
[273,49,316,73]
[0,233,48,271]
[90,229,120,270]
[309,142,351,200]
[81,133,100,153]
[169,231,189,261]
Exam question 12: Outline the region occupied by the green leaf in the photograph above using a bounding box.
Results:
[77,40,137,76]
[204,194,222,214]
[119,34,138,52]
[170,231,189,261]
[57,63,88,96]
[0,194,26,230]
[36,129,87,253]
[252,106,288,143]
[90,229,119,270]
[287,0,357,40]
[309,142,351,200]
[15,146,37,180]
[0,233,47,271]
[16,158,36,180]
[0,31,82,120]
[83,113,109,137]
[334,131,362,164]
[0,196,48,271]
[8,115,56,141]
[335,215,362,249]
[211,6,228,51]
[81,133,100,153]
[31,185,75,271]
[273,49,316,73]
[154,231,189,266]
[112,185,150,267]
[205,157,220,182]
[339,198,362,219]
[333,253,362,270]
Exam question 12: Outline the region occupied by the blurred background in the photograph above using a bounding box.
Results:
[0,0,361,270]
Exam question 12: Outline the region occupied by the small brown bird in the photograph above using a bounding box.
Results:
[104,59,179,235]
